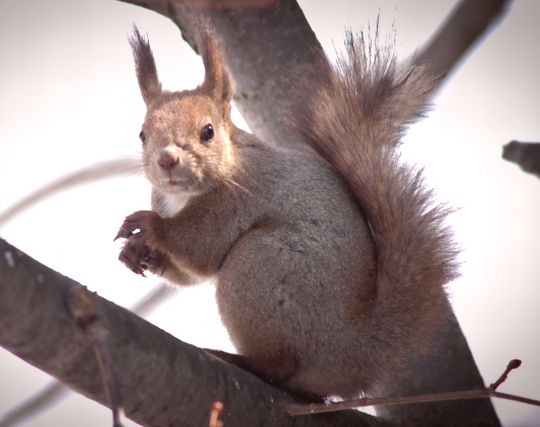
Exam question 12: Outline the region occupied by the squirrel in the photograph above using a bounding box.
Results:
[115,24,458,399]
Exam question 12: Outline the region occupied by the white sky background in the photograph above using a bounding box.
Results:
[0,0,539,426]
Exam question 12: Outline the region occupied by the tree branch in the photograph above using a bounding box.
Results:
[0,158,139,226]
[0,237,384,427]
[0,381,67,427]
[414,0,512,85]
[503,141,540,179]
[0,282,172,427]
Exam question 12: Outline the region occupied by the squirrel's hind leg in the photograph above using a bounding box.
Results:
[203,347,297,385]
[203,348,323,402]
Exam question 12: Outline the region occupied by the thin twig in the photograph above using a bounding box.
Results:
[502,141,540,179]
[68,286,126,427]
[93,331,126,427]
[287,359,540,416]
[0,382,67,427]
[413,0,511,85]
[0,158,140,226]
[492,391,540,407]
[489,359,521,390]
[130,282,173,314]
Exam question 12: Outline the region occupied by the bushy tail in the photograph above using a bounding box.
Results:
[290,31,458,344]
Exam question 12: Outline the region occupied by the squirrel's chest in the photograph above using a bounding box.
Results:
[155,192,193,218]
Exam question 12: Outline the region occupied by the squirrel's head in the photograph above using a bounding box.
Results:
[129,26,236,196]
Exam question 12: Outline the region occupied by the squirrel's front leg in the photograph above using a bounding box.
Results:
[115,210,167,277]
[116,206,233,280]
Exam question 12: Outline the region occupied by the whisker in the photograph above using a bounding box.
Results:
[224,176,251,196]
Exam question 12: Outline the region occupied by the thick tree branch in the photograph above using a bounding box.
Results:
[0,281,172,427]
[414,0,512,85]
[115,1,502,425]
[0,238,384,427]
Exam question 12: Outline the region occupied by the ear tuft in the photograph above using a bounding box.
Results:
[129,26,162,107]
[198,20,233,109]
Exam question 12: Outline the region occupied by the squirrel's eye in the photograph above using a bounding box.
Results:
[200,123,214,143]
[139,129,146,144]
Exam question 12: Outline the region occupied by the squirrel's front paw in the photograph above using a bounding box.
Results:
[118,234,150,276]
[114,210,158,240]
[115,210,164,276]
[118,233,167,276]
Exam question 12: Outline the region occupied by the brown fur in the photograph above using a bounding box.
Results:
[116,25,457,399]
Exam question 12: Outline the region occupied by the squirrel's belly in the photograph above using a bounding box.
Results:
[214,211,376,395]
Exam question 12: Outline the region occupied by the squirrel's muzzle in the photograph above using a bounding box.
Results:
[157,149,179,172]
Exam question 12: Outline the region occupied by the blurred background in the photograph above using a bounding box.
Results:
[0,0,539,426]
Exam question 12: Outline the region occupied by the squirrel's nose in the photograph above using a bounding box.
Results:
[157,150,179,171]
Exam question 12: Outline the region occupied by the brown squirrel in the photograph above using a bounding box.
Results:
[115,25,457,399]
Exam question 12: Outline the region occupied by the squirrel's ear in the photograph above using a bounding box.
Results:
[199,24,233,108]
[129,26,162,107]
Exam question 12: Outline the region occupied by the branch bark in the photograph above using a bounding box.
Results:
[116,1,502,425]
[0,238,384,427]
[0,283,172,427]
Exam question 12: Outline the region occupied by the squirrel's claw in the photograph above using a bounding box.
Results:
[114,220,136,241]
[113,229,126,241]
[118,233,151,277]
[114,210,156,241]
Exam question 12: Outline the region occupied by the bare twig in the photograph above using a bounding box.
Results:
[490,391,540,407]
[0,158,140,226]
[68,287,126,427]
[489,359,521,390]
[130,282,173,314]
[208,401,225,427]
[502,141,540,179]
[414,0,512,85]
[0,382,67,427]
[287,359,540,416]
[93,332,126,427]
